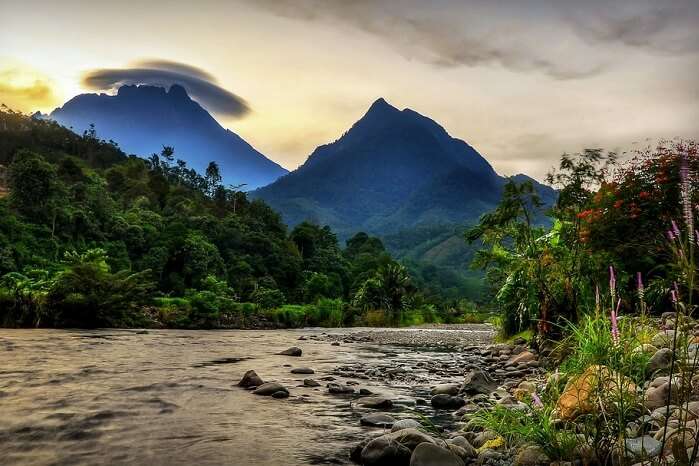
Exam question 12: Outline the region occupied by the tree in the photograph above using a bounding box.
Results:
[205,161,222,196]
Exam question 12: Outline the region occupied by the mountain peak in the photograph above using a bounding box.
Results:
[367,97,398,115]
[168,84,189,99]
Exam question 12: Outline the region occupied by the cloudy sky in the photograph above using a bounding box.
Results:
[1,0,697,180]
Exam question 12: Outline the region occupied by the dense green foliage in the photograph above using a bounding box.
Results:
[0,109,475,328]
[468,142,699,338]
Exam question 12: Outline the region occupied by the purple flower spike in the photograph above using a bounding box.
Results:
[667,230,675,241]
[609,266,616,297]
[671,219,681,237]
[636,272,643,292]
[610,300,620,345]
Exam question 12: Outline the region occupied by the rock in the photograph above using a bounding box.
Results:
[431,394,466,410]
[253,382,288,396]
[631,344,658,356]
[361,413,396,428]
[360,388,373,395]
[361,436,412,466]
[238,370,264,388]
[271,390,289,399]
[472,430,499,449]
[625,436,662,458]
[298,336,307,340]
[392,419,422,432]
[556,365,636,420]
[447,436,477,458]
[461,369,497,395]
[431,383,460,396]
[291,367,315,374]
[652,331,674,348]
[648,348,674,373]
[507,351,536,366]
[645,380,679,410]
[477,449,504,466]
[303,379,320,387]
[350,438,371,463]
[331,341,341,346]
[514,445,550,466]
[279,347,302,356]
[410,443,465,466]
[327,383,354,394]
[358,396,394,409]
[387,428,437,451]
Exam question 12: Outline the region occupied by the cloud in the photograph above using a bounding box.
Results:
[0,67,57,111]
[246,0,699,80]
[567,1,699,55]
[82,59,249,117]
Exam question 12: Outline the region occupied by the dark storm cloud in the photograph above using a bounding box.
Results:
[247,0,699,79]
[567,1,699,55]
[82,59,249,117]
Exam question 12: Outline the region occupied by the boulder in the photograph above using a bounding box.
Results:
[652,331,675,348]
[361,413,396,428]
[291,367,315,374]
[447,436,477,458]
[514,445,550,466]
[410,443,465,466]
[461,369,497,395]
[279,347,302,356]
[271,390,289,399]
[361,436,412,466]
[303,379,320,387]
[648,348,674,373]
[556,365,636,420]
[431,383,460,396]
[644,380,680,410]
[238,370,264,388]
[431,394,466,410]
[387,428,437,451]
[392,419,422,432]
[253,382,288,396]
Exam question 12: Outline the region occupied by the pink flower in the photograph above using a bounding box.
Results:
[531,392,543,408]
[611,300,620,345]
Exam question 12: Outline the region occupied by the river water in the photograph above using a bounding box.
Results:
[0,327,492,466]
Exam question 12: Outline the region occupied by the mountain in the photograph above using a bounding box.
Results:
[253,98,556,300]
[254,98,555,236]
[50,84,287,189]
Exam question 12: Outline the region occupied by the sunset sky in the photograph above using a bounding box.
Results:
[1,0,698,180]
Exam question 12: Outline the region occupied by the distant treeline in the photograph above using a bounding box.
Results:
[0,109,480,328]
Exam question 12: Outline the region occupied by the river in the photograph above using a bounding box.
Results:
[0,327,493,466]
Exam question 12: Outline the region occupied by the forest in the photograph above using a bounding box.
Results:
[0,109,474,329]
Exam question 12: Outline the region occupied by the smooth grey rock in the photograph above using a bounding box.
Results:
[431,383,460,396]
[357,396,394,409]
[361,436,412,466]
[410,443,465,466]
[361,413,396,428]
[392,419,422,432]
[648,348,674,373]
[327,383,354,394]
[513,445,550,466]
[461,369,497,395]
[238,370,264,388]
[279,347,302,356]
[290,367,314,374]
[303,378,320,387]
[253,382,288,396]
[625,436,662,458]
[271,390,289,399]
[447,436,477,458]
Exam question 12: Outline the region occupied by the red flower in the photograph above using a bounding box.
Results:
[614,200,624,209]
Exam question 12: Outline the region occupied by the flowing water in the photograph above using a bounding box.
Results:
[0,327,491,466]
